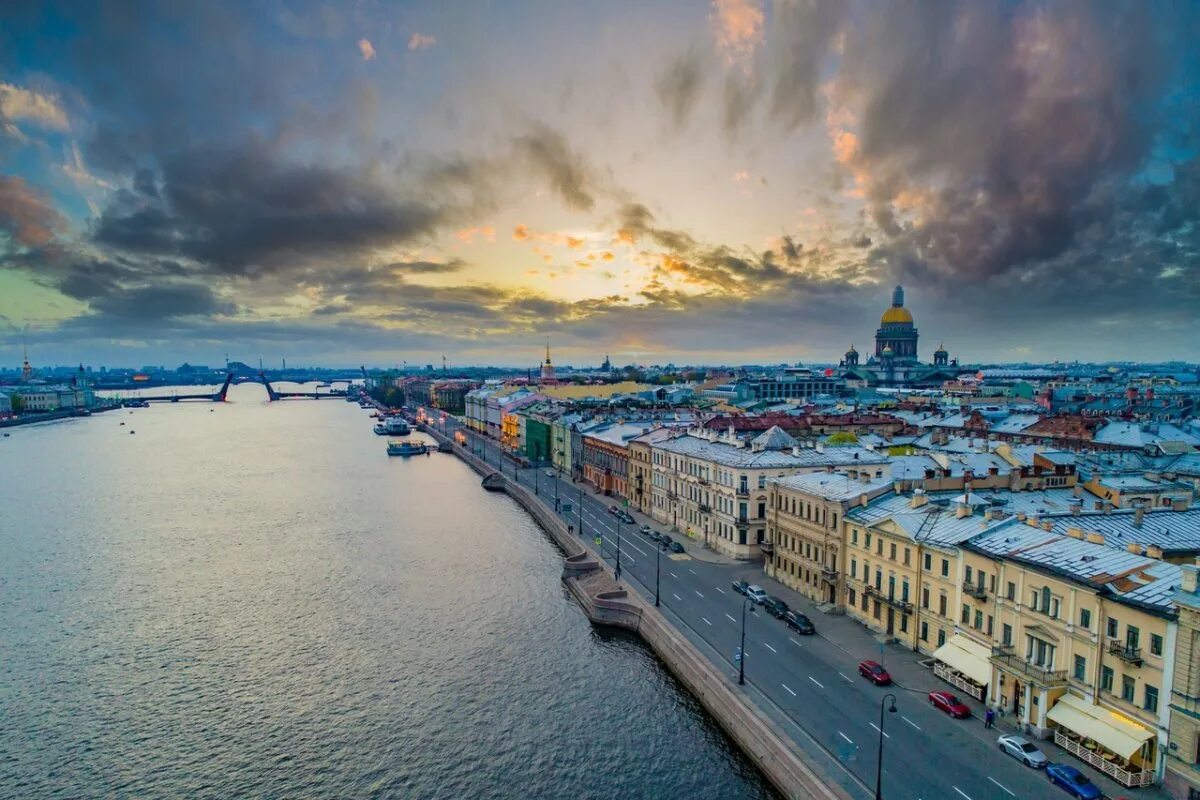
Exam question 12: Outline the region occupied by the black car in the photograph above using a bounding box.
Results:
[732,579,749,595]
[649,531,663,544]
[659,534,674,549]
[668,541,684,554]
[763,596,789,618]
[784,611,815,634]
[618,512,634,524]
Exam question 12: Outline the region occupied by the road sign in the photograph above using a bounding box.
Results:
[734,647,742,662]
[594,537,602,546]
[622,498,629,507]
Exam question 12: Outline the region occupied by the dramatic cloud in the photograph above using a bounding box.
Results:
[656,50,705,129]
[710,0,764,70]
[0,175,65,247]
[408,33,436,51]
[0,83,70,133]
[514,124,597,212]
[357,38,376,61]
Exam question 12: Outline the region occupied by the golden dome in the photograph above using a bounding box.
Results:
[880,306,914,325]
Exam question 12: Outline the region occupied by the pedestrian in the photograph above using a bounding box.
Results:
[985,708,995,728]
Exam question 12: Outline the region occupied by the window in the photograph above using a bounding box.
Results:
[937,629,946,647]
[1079,609,1091,630]
[903,548,910,566]
[889,543,896,560]
[922,587,930,609]
[965,565,973,583]
[877,538,883,556]
[1041,587,1052,615]
[961,604,971,624]
[1107,617,1119,638]
[757,474,766,489]
[850,558,857,577]
[1101,666,1114,693]
[986,615,993,636]
[924,553,932,571]
[974,610,983,630]
[1002,624,1013,645]
[941,559,950,577]
[1121,675,1136,703]
[900,614,909,633]
[901,580,910,602]
[852,528,859,545]
[866,532,872,549]
[920,621,928,641]
[938,595,947,616]
[1126,625,1140,651]
[1144,685,1159,713]
[848,588,856,606]
[1006,582,1015,601]
[1151,634,1163,656]
[1073,655,1087,682]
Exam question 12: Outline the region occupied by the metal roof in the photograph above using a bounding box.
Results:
[654,435,888,469]
[771,472,893,501]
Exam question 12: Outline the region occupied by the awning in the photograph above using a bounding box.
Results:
[1046,693,1154,760]
[932,634,992,686]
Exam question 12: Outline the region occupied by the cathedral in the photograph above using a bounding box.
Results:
[839,285,959,387]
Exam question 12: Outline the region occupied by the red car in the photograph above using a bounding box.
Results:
[928,691,971,718]
[858,660,892,685]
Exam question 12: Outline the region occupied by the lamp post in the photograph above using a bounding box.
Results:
[738,596,755,685]
[554,469,560,511]
[614,515,622,582]
[875,693,898,800]
[655,541,661,607]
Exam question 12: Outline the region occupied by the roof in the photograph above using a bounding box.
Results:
[653,434,889,470]
[1044,507,1200,555]
[1093,420,1200,448]
[771,471,893,501]
[751,425,798,450]
[990,414,1043,434]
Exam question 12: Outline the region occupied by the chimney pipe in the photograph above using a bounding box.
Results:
[1182,565,1199,594]
[1134,505,1145,528]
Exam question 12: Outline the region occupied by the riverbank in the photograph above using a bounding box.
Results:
[0,405,122,429]
[424,425,851,800]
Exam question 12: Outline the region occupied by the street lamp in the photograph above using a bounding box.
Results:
[553,469,560,511]
[738,596,755,685]
[875,693,898,800]
[615,514,622,582]
[655,540,661,607]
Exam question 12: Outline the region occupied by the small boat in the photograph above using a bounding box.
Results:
[373,423,389,435]
[385,417,411,436]
[387,440,427,456]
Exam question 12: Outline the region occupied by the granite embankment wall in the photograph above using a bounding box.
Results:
[426,428,853,800]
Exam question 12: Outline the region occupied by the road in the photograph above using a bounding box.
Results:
[435,416,1076,800]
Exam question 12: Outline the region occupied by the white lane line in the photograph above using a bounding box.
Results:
[789,637,803,647]
[716,587,726,594]
[808,676,825,689]
[669,572,679,579]
[702,617,712,626]
[673,593,683,601]
[688,568,697,575]
[953,788,973,800]
[837,731,854,745]
[839,671,854,683]
[763,642,777,653]
[902,716,921,731]
[868,722,890,739]
[781,683,797,697]
[725,613,737,623]
[694,590,705,599]
[987,778,1014,797]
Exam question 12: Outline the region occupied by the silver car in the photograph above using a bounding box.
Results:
[746,585,768,604]
[997,734,1047,768]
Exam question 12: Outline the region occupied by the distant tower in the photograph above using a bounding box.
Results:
[843,344,859,369]
[933,343,949,368]
[875,285,919,361]
[540,340,556,384]
[601,354,612,372]
[21,344,32,382]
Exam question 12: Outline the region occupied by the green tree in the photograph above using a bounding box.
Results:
[10,394,25,414]
[825,431,859,446]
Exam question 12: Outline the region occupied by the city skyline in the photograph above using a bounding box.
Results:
[2,1,1199,367]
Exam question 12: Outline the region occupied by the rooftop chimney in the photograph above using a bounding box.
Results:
[792,445,800,457]
[1134,505,1146,528]
[1146,544,1164,560]
[911,490,928,509]
[1181,564,1199,595]
[1069,501,1082,516]
[1085,531,1105,544]
[1073,484,1083,498]
[956,502,972,519]
[1041,520,1054,531]
[1127,543,1144,555]
[1066,527,1084,539]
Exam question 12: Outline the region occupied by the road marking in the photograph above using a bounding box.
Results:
[688,568,697,575]
[725,613,737,623]
[953,788,973,800]
[837,731,854,745]
[808,676,824,689]
[702,617,712,626]
[669,572,679,579]
[763,642,777,653]
[987,778,1014,797]
[715,587,725,594]
[839,671,854,683]
[694,590,704,599]
[868,722,890,739]
[673,593,683,601]
[902,716,921,731]
[781,683,797,696]
[789,637,803,647]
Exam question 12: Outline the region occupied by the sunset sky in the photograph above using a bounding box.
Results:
[1,1,1197,368]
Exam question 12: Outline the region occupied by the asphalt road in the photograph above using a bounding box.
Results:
[438,418,1073,800]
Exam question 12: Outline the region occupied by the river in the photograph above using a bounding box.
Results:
[0,383,775,799]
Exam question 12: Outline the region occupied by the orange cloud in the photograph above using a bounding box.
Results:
[455,225,495,244]
[408,33,436,51]
[565,235,585,249]
[357,38,376,61]
[616,229,637,245]
[733,170,750,183]
[512,224,531,241]
[600,251,615,261]
[710,0,764,70]
[832,130,860,165]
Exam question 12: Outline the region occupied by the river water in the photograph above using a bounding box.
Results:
[0,384,774,799]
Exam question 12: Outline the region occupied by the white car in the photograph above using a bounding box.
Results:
[746,585,768,604]
[545,470,555,478]
[997,734,1047,768]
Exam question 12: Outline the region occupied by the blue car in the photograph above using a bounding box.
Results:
[1046,763,1102,799]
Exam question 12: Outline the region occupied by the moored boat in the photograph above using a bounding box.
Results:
[387,440,427,456]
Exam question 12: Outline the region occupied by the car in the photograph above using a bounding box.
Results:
[649,531,663,544]
[998,734,1047,768]
[1045,764,1102,799]
[732,579,749,595]
[668,541,684,554]
[857,660,892,685]
[638,524,653,536]
[762,596,789,618]
[928,691,971,719]
[784,611,815,634]
[618,512,634,524]
[545,469,555,478]
[745,585,768,604]
[659,534,674,549]
[608,505,619,515]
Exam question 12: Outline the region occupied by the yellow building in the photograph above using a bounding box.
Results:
[1165,564,1200,799]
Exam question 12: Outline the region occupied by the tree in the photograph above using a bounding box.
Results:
[825,431,859,446]
[10,394,25,414]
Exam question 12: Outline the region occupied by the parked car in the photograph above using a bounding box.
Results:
[762,596,789,618]
[857,660,892,685]
[618,512,634,524]
[668,541,684,554]
[928,691,971,719]
[545,469,555,478]
[638,524,653,536]
[998,734,1048,768]
[745,585,768,604]
[784,611,815,634]
[659,534,675,549]
[732,580,749,596]
[1045,764,1102,799]
[608,505,619,515]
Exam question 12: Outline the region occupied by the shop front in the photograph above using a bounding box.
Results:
[932,633,991,701]
[1046,693,1156,788]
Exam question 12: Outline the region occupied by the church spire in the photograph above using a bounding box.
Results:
[891,284,904,307]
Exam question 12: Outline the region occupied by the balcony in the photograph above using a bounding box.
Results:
[698,503,711,514]
[667,491,678,501]
[759,540,775,555]
[1108,641,1144,666]
[820,565,839,582]
[697,476,709,486]
[962,580,987,601]
[736,486,749,498]
[990,648,1068,686]
[864,584,912,612]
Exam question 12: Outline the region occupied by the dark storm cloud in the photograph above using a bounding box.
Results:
[766,0,844,130]
[656,49,706,129]
[89,283,234,321]
[514,123,597,212]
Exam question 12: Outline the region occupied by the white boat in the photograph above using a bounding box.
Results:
[385,417,411,436]
[373,423,389,435]
[387,440,427,456]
